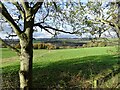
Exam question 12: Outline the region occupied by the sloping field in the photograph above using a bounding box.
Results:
[1,46,119,88]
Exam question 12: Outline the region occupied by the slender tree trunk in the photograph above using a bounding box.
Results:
[19,11,34,89]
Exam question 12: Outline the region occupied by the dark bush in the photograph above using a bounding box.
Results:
[56,46,60,49]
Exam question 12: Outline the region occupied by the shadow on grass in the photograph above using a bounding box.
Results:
[32,55,118,88]
[2,55,119,89]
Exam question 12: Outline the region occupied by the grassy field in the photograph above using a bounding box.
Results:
[1,46,119,88]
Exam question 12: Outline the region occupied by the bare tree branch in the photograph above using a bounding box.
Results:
[6,32,17,38]
[0,1,22,37]
[0,38,21,56]
[53,2,57,11]
[106,14,112,20]
[97,18,116,27]
[97,18,120,38]
[34,24,54,35]
[20,0,29,13]
[11,1,25,19]
[44,26,79,34]
[32,1,43,14]
[34,24,79,34]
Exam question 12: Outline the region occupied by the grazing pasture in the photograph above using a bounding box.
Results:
[1,46,119,88]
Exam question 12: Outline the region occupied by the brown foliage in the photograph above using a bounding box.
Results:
[82,41,107,48]
[33,43,56,50]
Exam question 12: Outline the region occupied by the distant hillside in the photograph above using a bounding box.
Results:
[1,38,118,48]
[33,38,90,47]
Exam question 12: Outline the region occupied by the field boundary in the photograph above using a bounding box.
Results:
[87,66,120,88]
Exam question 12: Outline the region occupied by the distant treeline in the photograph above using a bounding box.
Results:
[1,38,118,49]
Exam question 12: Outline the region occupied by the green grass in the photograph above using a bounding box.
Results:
[1,46,119,88]
[0,48,17,58]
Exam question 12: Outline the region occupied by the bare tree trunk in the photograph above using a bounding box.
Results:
[19,37,33,89]
[19,11,34,89]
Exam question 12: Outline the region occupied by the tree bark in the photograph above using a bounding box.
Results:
[19,37,33,89]
[19,11,34,89]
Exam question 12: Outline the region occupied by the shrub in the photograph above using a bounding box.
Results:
[92,42,98,47]
[98,42,107,47]
[38,43,42,49]
[33,43,38,49]
[85,41,107,48]
[33,43,56,49]
[87,42,93,47]
[82,44,87,48]
[52,45,56,49]
[76,46,81,48]
[64,46,71,49]
[46,43,56,50]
